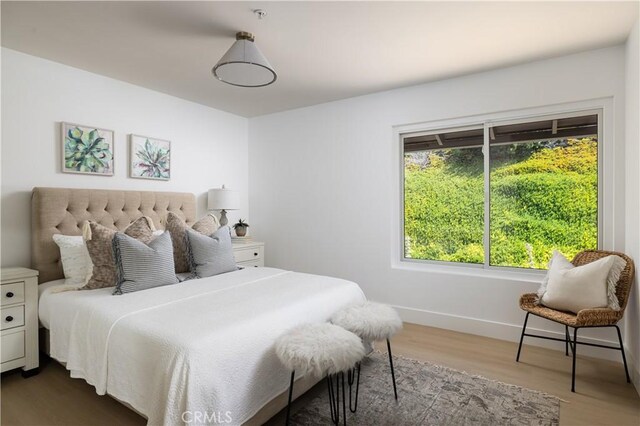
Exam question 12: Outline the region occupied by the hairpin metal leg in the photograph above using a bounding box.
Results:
[341,372,347,426]
[387,339,398,400]
[327,375,338,424]
[285,371,295,426]
[348,362,361,413]
[565,325,570,356]
[516,312,529,362]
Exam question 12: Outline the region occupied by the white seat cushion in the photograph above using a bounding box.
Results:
[275,323,365,377]
[331,302,403,341]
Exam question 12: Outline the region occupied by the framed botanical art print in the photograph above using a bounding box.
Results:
[129,134,171,180]
[62,122,114,176]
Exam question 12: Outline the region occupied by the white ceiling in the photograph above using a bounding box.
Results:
[2,1,638,117]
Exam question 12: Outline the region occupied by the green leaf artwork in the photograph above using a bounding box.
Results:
[131,135,171,180]
[63,124,114,175]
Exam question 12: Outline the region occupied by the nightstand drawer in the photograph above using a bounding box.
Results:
[1,282,25,306]
[238,259,264,268]
[1,306,24,330]
[1,331,25,363]
[234,246,264,263]
[1,267,38,373]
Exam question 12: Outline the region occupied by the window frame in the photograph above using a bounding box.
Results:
[393,99,611,278]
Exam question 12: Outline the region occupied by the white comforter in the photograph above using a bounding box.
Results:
[46,267,366,425]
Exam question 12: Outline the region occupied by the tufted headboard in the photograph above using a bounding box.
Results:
[31,187,196,284]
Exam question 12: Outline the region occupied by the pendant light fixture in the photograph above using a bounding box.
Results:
[212,31,277,87]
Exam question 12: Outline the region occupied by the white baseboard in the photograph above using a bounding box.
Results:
[393,305,625,363]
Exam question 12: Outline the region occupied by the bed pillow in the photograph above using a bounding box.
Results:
[538,251,626,314]
[165,212,220,273]
[82,217,155,289]
[186,227,237,278]
[52,234,94,286]
[112,231,178,295]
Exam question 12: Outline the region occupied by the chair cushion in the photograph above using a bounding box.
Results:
[275,323,365,377]
[331,302,402,341]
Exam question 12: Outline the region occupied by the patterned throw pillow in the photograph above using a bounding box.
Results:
[186,227,237,278]
[165,212,220,273]
[82,217,155,289]
[52,234,94,286]
[112,231,178,295]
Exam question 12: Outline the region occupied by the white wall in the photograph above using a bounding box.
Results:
[249,46,628,360]
[2,39,635,368]
[1,48,249,268]
[624,20,640,390]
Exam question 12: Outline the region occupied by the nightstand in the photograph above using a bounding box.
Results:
[232,241,265,268]
[1,267,39,376]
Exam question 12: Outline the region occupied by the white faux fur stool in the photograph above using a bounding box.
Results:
[276,323,365,426]
[331,302,403,401]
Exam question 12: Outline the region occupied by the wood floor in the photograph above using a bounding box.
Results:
[2,323,639,425]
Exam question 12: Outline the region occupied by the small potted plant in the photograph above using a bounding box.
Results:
[233,219,249,237]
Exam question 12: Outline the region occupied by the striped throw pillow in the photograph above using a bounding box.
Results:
[82,217,155,290]
[186,227,237,278]
[112,231,178,295]
[165,212,220,273]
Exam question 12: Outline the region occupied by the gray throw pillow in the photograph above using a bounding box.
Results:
[112,231,179,295]
[186,227,237,278]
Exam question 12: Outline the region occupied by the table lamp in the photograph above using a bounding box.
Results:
[208,185,240,227]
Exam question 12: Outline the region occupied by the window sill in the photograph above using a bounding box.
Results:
[392,259,545,283]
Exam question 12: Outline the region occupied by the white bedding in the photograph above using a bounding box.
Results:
[43,267,365,425]
[39,278,69,329]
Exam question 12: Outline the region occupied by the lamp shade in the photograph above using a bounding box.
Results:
[208,187,240,211]
[212,32,277,88]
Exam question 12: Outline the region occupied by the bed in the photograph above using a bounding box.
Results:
[32,187,366,425]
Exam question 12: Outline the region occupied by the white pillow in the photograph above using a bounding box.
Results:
[537,251,625,314]
[536,252,573,302]
[52,234,94,285]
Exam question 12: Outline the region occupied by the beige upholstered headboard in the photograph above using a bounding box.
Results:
[31,187,196,284]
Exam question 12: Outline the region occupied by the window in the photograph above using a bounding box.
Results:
[404,127,485,264]
[402,112,599,270]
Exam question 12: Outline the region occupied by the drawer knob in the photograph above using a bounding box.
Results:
[6,292,14,298]
[5,316,13,322]
[254,252,258,256]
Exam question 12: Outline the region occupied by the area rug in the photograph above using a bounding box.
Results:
[291,352,559,425]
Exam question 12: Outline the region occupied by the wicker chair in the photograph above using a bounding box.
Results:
[516,250,635,392]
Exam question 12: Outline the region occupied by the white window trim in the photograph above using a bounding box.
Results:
[391,97,614,280]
